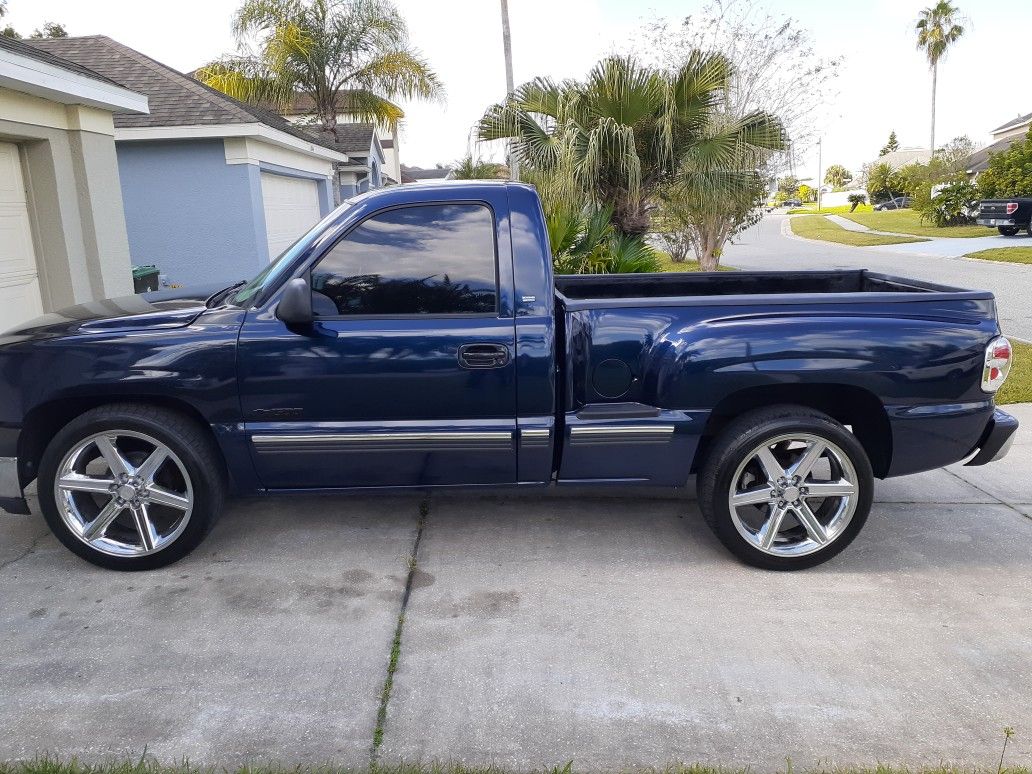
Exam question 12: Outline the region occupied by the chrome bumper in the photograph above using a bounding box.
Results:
[0,455,29,515]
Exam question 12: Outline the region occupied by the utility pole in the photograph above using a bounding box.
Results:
[816,138,823,213]
[500,0,518,180]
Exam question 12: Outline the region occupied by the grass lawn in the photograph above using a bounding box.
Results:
[655,250,736,272]
[786,203,874,215]
[790,215,928,246]
[840,209,995,238]
[997,338,1032,405]
[966,246,1032,265]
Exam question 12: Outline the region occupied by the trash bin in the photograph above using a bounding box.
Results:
[132,265,160,293]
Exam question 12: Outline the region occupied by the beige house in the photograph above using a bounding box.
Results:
[0,35,148,332]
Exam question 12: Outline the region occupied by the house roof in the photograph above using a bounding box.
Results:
[401,165,453,181]
[965,136,1023,175]
[990,111,1032,136]
[28,36,345,155]
[875,147,932,170]
[278,90,404,120]
[0,33,124,87]
[321,122,376,155]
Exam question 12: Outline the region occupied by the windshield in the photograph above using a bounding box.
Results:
[230,198,360,307]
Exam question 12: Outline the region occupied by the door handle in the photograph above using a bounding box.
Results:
[458,343,510,369]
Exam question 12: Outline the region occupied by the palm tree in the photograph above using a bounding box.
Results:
[198,0,443,136]
[915,1,964,153]
[478,55,783,237]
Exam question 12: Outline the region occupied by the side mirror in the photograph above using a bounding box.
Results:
[276,278,313,326]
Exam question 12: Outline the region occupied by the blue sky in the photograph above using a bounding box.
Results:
[7,0,1030,179]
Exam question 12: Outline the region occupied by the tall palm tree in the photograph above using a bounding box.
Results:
[479,54,783,237]
[915,1,964,153]
[198,0,443,135]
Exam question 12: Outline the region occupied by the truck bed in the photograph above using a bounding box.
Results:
[555,269,982,302]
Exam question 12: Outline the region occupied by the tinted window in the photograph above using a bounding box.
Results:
[311,204,497,316]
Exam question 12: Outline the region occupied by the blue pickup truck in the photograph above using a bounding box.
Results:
[0,182,1018,571]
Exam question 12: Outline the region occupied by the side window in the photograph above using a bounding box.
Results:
[311,203,498,316]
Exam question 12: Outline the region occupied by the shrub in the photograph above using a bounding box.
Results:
[919,180,978,227]
[847,193,867,212]
[978,127,1032,199]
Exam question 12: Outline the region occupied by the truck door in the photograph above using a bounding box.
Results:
[237,195,517,489]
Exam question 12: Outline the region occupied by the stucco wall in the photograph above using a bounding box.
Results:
[0,86,133,310]
[116,138,265,287]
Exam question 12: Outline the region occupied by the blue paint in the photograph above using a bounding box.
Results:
[116,139,268,287]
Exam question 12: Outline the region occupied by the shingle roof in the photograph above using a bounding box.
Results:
[965,136,1023,174]
[278,90,403,119]
[990,111,1032,135]
[0,33,123,87]
[322,122,375,154]
[401,165,453,181]
[28,36,345,156]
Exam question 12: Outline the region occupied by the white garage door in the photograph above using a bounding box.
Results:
[260,172,322,261]
[0,142,44,332]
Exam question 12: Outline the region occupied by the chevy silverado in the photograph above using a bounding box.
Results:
[0,181,1018,571]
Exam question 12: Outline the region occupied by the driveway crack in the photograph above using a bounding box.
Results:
[0,527,50,573]
[370,497,428,764]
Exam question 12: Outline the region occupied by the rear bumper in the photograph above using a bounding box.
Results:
[965,409,1019,466]
[977,218,1017,227]
[0,455,29,515]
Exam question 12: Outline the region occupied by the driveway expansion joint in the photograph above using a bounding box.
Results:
[944,468,1032,522]
[370,497,429,764]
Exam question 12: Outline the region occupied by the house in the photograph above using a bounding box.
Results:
[965,111,1031,176]
[275,92,402,194]
[30,36,350,288]
[401,164,455,183]
[0,35,147,332]
[874,147,932,171]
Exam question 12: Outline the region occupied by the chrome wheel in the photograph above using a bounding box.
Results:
[727,433,858,557]
[54,430,194,557]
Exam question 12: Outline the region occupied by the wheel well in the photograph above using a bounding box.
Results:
[694,384,892,478]
[17,396,220,487]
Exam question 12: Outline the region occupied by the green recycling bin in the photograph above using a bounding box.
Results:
[132,265,160,293]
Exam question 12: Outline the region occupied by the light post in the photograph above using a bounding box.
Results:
[500,0,518,180]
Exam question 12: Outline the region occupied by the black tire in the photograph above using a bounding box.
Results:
[38,403,225,571]
[697,405,873,571]
[999,226,1020,236]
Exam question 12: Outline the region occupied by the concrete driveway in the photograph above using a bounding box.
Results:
[724,214,1032,342]
[2,405,1031,771]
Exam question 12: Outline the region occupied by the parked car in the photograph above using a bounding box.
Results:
[783,198,802,208]
[0,182,1018,572]
[874,196,912,211]
[976,199,1032,236]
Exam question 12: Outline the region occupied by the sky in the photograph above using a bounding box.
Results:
[5,0,1030,182]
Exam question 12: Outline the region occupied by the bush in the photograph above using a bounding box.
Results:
[918,180,978,227]
[847,193,866,212]
[977,127,1032,199]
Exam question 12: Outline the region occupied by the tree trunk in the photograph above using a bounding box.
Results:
[499,0,518,181]
[930,62,937,153]
[611,194,650,238]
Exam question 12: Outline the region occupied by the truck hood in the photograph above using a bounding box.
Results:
[0,283,227,342]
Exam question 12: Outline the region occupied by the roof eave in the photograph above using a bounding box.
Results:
[0,46,148,114]
[114,122,349,162]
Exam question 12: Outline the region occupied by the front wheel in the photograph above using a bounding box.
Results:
[38,404,225,571]
[698,406,873,570]
[999,226,1020,236]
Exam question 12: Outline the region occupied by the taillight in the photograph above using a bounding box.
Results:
[982,336,1013,392]
[1005,202,1019,215]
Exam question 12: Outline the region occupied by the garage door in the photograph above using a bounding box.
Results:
[0,142,44,332]
[260,172,322,261]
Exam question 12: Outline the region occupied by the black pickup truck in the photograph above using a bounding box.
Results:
[977,199,1032,236]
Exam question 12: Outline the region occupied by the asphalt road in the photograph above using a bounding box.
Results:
[722,214,1032,342]
[2,405,1031,771]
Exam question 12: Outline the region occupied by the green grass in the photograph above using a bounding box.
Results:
[654,250,737,272]
[786,203,874,215]
[790,215,928,246]
[997,339,1032,405]
[840,209,995,238]
[966,246,1032,265]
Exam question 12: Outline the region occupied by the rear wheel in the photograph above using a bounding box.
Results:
[38,404,225,570]
[999,226,1020,236]
[698,406,873,570]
